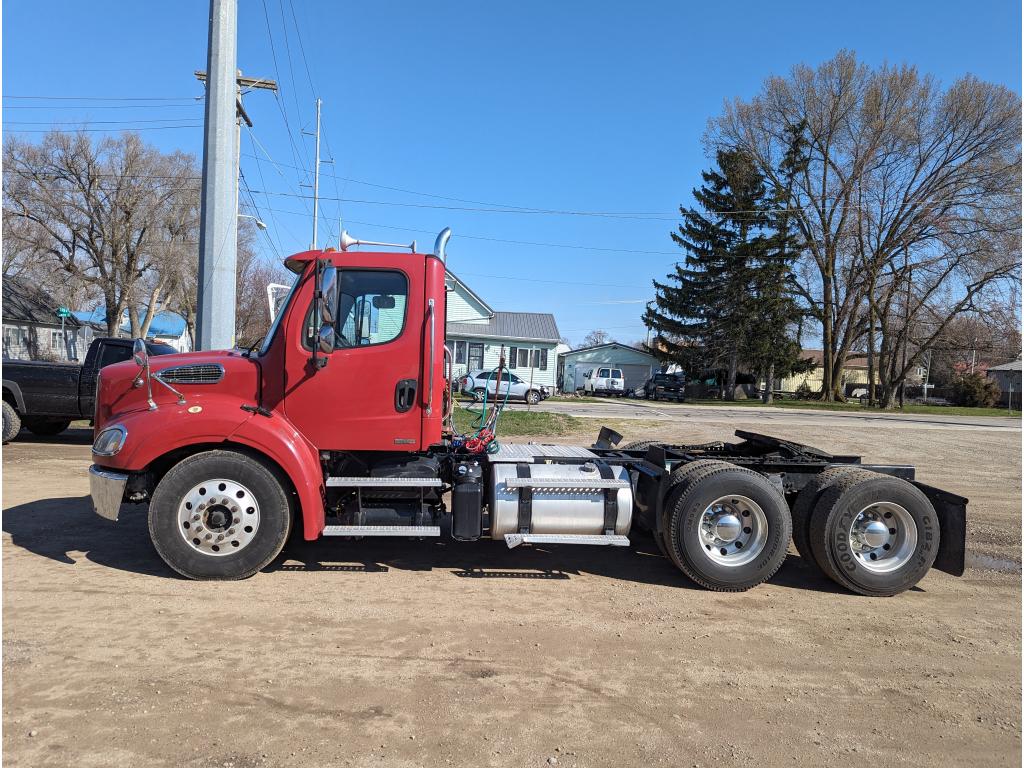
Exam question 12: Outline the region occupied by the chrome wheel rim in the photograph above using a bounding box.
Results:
[177,478,261,557]
[848,501,917,573]
[697,495,767,567]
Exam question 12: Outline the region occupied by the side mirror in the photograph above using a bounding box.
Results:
[319,265,337,326]
[317,325,335,356]
[132,338,149,368]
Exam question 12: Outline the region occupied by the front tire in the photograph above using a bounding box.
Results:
[663,465,792,591]
[525,389,541,405]
[2,401,21,444]
[149,450,292,580]
[807,472,939,597]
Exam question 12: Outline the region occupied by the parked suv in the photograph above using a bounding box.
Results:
[583,367,625,396]
[643,372,685,401]
[460,369,550,405]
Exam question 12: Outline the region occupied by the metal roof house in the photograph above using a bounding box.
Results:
[72,308,192,353]
[559,342,659,393]
[2,276,83,361]
[445,270,561,390]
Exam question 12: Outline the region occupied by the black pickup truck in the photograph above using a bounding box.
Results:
[641,372,686,401]
[2,337,176,442]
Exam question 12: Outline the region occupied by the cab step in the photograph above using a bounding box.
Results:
[323,525,441,537]
[504,533,631,549]
[326,477,443,488]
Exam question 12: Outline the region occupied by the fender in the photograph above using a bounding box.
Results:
[227,413,326,540]
[94,396,327,541]
[2,380,26,412]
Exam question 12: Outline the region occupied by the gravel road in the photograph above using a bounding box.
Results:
[3,417,1020,767]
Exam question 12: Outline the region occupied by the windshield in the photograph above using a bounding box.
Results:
[258,272,302,356]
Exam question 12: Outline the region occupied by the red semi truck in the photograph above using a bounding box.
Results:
[88,229,967,595]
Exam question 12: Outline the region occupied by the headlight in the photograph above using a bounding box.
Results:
[93,424,127,456]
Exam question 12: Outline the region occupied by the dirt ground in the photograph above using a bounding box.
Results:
[2,414,1021,767]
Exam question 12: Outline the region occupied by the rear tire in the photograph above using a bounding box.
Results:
[807,472,939,597]
[790,466,872,571]
[149,450,293,580]
[22,417,71,436]
[2,401,20,444]
[472,387,486,403]
[663,465,792,591]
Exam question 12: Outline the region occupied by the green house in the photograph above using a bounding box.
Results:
[445,271,560,390]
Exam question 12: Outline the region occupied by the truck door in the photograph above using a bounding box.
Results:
[281,254,428,452]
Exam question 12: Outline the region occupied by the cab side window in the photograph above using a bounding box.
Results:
[306,269,409,349]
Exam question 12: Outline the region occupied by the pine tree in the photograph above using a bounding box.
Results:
[742,122,812,403]
[644,149,770,399]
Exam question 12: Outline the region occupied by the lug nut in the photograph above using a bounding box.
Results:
[233,517,240,525]
[194,525,203,533]
[216,534,224,542]
[227,528,235,535]
[205,534,212,541]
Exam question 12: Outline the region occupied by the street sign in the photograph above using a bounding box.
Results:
[56,307,71,318]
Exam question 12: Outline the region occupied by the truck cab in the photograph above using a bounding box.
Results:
[87,228,966,597]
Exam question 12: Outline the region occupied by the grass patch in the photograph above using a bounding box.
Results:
[683,398,1019,418]
[452,405,583,436]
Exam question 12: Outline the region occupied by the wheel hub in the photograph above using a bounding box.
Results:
[713,514,742,543]
[697,495,768,567]
[848,502,917,574]
[177,479,261,557]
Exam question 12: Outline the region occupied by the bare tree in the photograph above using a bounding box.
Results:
[581,329,612,347]
[3,131,199,336]
[710,51,1022,402]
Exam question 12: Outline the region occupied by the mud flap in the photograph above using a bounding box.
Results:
[913,481,967,577]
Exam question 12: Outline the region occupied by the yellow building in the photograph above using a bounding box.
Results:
[778,350,879,394]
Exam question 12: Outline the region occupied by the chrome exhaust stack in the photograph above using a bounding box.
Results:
[433,227,452,263]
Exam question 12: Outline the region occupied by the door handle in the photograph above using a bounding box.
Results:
[395,379,418,413]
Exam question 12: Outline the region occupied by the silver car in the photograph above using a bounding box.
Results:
[460,369,550,405]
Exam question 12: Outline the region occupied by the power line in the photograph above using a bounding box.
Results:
[3,103,202,110]
[3,95,198,101]
[6,124,203,133]
[6,118,209,126]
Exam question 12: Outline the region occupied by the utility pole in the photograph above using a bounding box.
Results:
[195,0,276,350]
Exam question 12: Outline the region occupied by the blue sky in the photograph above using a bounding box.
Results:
[3,1,1021,345]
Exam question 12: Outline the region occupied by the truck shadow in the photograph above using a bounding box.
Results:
[13,426,94,445]
[269,528,849,594]
[2,495,850,593]
[2,495,175,578]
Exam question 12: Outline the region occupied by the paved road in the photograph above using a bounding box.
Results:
[518,398,1022,432]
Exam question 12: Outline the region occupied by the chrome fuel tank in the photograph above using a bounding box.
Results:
[489,461,633,538]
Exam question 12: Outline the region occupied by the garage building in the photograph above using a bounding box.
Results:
[560,342,659,393]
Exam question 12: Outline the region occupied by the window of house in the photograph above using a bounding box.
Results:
[454,340,467,364]
[50,330,62,349]
[508,347,549,370]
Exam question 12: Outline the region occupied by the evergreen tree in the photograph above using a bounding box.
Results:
[644,149,769,399]
[743,122,813,403]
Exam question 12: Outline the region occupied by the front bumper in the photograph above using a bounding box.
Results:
[89,465,128,521]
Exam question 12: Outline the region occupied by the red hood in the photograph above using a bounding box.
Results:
[96,348,262,429]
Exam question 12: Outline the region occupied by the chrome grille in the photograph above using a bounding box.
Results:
[155,364,224,385]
